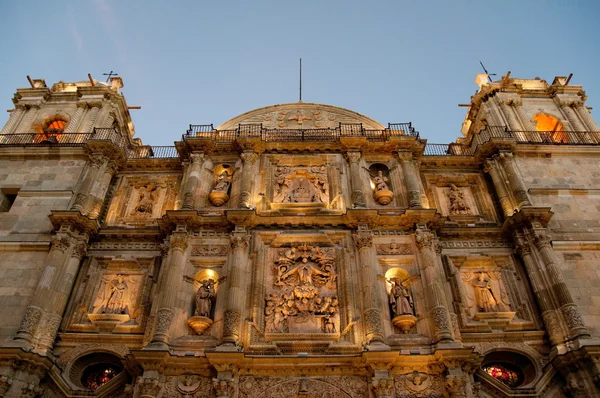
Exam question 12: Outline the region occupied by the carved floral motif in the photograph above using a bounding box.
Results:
[17,306,43,337]
[163,375,212,398]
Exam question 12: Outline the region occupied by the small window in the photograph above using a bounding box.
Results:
[0,188,18,212]
[482,363,523,388]
[81,363,122,390]
[36,117,68,143]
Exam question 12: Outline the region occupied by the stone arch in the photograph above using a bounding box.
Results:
[477,348,540,389]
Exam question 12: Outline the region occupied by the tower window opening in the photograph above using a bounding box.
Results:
[81,363,121,390]
[482,363,523,388]
[532,113,568,143]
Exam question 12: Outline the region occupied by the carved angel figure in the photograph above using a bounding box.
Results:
[194,279,216,318]
[131,184,156,216]
[212,171,232,193]
[373,171,390,191]
[389,279,414,316]
[447,184,470,215]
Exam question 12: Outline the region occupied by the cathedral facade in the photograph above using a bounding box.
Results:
[0,73,598,397]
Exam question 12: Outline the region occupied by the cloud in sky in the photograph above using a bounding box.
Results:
[67,7,85,59]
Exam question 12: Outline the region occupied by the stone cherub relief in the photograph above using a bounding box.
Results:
[265,244,338,334]
[92,274,139,315]
[273,166,329,204]
[463,271,511,314]
[447,184,471,215]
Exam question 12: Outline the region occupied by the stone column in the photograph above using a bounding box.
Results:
[353,228,387,346]
[87,159,118,219]
[560,102,586,131]
[514,234,565,346]
[238,151,258,209]
[23,105,40,133]
[346,151,366,208]
[398,151,422,208]
[14,231,82,350]
[415,228,453,343]
[82,104,101,132]
[221,231,249,346]
[533,231,589,339]
[71,153,107,215]
[181,152,205,210]
[64,104,87,133]
[512,100,536,131]
[151,233,188,348]
[498,99,520,131]
[574,102,600,132]
[497,152,531,208]
[445,374,468,398]
[36,240,88,354]
[483,158,514,217]
[0,107,25,134]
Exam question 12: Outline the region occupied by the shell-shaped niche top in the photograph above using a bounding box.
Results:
[216,103,386,130]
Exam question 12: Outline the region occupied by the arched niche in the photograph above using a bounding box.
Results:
[369,163,393,206]
[68,352,131,395]
[209,164,233,206]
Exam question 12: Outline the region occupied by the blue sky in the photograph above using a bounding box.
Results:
[1,1,599,146]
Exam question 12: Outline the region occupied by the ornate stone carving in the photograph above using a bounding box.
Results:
[372,171,394,206]
[375,242,412,255]
[351,190,366,208]
[240,152,258,165]
[213,378,235,398]
[445,374,468,397]
[468,272,507,312]
[273,166,329,204]
[72,192,88,209]
[223,310,241,339]
[542,310,562,337]
[17,306,43,337]
[170,235,188,252]
[447,184,471,215]
[72,242,87,259]
[562,305,586,330]
[364,308,384,338]
[414,229,433,249]
[51,237,71,252]
[372,377,394,398]
[430,306,451,334]
[230,234,249,251]
[534,231,552,249]
[0,374,12,396]
[137,376,162,398]
[163,375,212,398]
[388,279,414,317]
[38,313,62,342]
[91,274,140,316]
[191,244,229,256]
[238,191,252,209]
[238,376,368,398]
[393,373,444,398]
[353,234,373,250]
[130,184,157,217]
[266,245,339,334]
[154,308,174,335]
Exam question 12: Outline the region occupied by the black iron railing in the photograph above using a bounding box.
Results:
[127,146,179,159]
[0,133,92,146]
[184,122,420,143]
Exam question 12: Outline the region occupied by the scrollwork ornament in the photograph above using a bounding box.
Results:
[154,308,174,335]
[372,377,394,398]
[18,306,43,337]
[353,233,373,250]
[431,306,451,334]
[363,308,383,338]
[230,234,249,251]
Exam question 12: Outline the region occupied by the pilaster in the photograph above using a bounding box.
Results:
[497,152,531,209]
[181,152,205,210]
[346,150,366,208]
[483,158,514,217]
[238,151,258,209]
[397,151,422,208]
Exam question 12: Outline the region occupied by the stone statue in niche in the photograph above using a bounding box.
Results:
[470,272,499,312]
[273,166,329,204]
[389,279,414,316]
[209,169,232,206]
[447,184,471,215]
[371,169,394,205]
[265,244,339,334]
[386,278,417,333]
[194,279,216,317]
[131,184,157,216]
[93,274,135,315]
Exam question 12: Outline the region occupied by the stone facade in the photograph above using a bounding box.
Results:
[0,74,597,397]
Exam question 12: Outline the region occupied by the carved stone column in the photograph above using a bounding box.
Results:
[346,151,366,208]
[88,159,117,219]
[181,152,205,210]
[353,228,386,346]
[514,234,565,346]
[415,228,453,343]
[136,376,162,398]
[221,231,249,346]
[150,233,188,348]
[512,100,536,131]
[0,107,24,134]
[14,229,87,352]
[560,102,586,131]
[483,158,513,217]
[398,151,422,208]
[64,104,86,133]
[574,102,600,132]
[533,231,589,339]
[497,152,531,208]
[82,104,101,132]
[36,240,88,354]
[498,99,520,130]
[71,153,110,216]
[23,105,40,132]
[238,151,258,209]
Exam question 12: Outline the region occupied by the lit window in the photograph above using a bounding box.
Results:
[532,113,568,143]
[482,363,523,388]
[82,364,121,390]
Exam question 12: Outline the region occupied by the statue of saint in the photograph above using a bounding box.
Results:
[93,274,133,314]
[132,184,156,216]
[389,279,414,316]
[372,171,390,191]
[470,272,498,312]
[212,171,232,192]
[447,184,470,215]
[194,279,216,317]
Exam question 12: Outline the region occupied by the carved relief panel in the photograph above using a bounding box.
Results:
[273,167,329,205]
[446,255,535,333]
[66,256,156,334]
[105,175,180,226]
